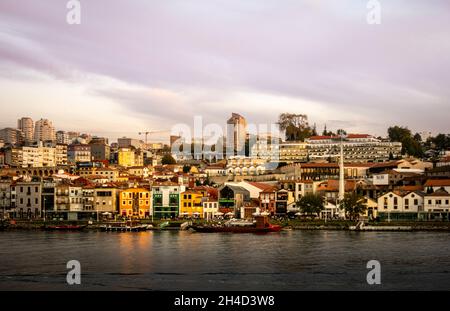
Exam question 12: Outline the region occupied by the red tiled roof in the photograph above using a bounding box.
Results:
[247,182,277,192]
[424,179,450,187]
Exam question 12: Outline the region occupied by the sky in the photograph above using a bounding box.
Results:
[0,0,449,142]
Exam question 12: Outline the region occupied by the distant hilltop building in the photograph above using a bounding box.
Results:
[250,133,402,164]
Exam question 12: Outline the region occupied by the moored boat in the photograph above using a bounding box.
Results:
[191,216,282,234]
[43,224,87,231]
[101,220,148,232]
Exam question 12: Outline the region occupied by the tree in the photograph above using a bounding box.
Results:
[340,192,367,221]
[162,154,177,165]
[278,113,313,142]
[388,126,424,158]
[431,134,450,151]
[297,193,324,218]
[336,129,347,136]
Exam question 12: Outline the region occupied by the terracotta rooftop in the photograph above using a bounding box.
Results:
[424,179,450,187]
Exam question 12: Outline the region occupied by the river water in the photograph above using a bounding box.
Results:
[0,230,449,291]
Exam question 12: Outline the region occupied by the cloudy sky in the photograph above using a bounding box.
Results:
[0,0,449,142]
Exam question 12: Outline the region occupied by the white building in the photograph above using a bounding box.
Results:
[203,200,219,220]
[377,191,424,213]
[424,190,450,213]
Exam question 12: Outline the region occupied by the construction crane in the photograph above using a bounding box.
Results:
[138,130,170,144]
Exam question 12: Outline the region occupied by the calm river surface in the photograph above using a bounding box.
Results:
[0,230,449,291]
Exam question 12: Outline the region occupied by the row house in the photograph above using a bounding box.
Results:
[119,188,151,218]
[84,185,119,216]
[55,183,83,220]
[152,183,185,219]
[203,199,219,220]
[0,179,12,218]
[218,185,250,216]
[377,191,424,213]
[424,190,450,213]
[180,190,204,218]
[14,179,42,219]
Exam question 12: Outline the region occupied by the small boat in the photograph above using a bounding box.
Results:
[43,225,87,231]
[101,221,148,232]
[191,216,282,234]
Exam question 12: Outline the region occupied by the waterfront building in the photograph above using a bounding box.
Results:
[180,190,204,218]
[119,188,151,218]
[275,189,295,215]
[15,179,42,219]
[218,185,250,214]
[424,190,450,213]
[152,182,185,219]
[377,191,424,214]
[34,119,56,142]
[17,117,34,143]
[0,179,12,218]
[55,183,84,220]
[259,186,277,215]
[203,199,219,220]
[84,185,119,216]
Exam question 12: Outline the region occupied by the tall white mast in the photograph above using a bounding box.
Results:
[338,135,345,218]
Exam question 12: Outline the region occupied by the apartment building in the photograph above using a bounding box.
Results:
[15,180,42,219]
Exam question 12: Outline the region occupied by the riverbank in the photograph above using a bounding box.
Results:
[2,219,450,232]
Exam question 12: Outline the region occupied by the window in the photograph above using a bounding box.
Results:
[414,199,418,206]
[384,197,388,209]
[394,197,398,209]
[405,199,409,210]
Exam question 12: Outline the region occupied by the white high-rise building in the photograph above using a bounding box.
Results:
[17,117,34,142]
[34,119,56,142]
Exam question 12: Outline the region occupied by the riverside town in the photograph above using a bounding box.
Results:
[1,113,450,232]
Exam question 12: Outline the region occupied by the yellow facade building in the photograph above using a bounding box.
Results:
[180,191,204,218]
[118,148,143,168]
[119,188,151,218]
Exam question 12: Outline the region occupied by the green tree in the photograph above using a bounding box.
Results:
[297,193,324,217]
[162,154,177,165]
[340,192,367,221]
[183,165,191,173]
[388,126,424,158]
[432,134,450,151]
[278,113,313,142]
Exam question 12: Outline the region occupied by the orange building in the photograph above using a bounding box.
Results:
[119,188,151,218]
